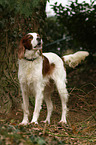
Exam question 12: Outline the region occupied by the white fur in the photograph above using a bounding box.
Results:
[29,33,38,48]
[63,51,89,68]
[28,33,42,50]
[18,52,68,125]
[18,33,89,125]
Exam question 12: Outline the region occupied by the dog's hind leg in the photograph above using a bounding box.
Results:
[43,91,53,124]
[54,78,68,124]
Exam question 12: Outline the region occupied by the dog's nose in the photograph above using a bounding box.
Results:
[37,37,41,46]
[38,42,41,45]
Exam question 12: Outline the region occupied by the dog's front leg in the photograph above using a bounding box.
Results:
[20,83,29,125]
[31,89,44,124]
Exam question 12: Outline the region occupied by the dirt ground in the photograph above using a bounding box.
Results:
[0,61,96,145]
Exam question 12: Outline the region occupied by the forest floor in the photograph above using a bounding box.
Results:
[0,60,96,145]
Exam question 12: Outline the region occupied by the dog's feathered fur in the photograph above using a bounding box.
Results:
[18,33,89,125]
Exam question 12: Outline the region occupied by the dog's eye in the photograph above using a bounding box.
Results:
[37,37,41,41]
[28,35,33,40]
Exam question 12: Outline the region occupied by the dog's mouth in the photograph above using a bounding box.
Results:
[33,42,42,50]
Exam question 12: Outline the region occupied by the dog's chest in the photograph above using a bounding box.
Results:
[18,59,43,84]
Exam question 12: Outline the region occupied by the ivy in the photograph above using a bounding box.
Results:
[0,0,47,47]
[0,0,44,16]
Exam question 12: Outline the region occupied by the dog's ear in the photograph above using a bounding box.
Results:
[18,34,33,59]
[18,40,25,59]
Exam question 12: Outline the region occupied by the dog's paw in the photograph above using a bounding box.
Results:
[19,121,29,126]
[41,120,50,124]
[58,120,67,125]
[58,121,67,126]
[58,121,72,133]
[58,120,67,128]
[30,121,38,124]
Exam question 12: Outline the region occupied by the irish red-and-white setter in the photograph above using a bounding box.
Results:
[18,32,89,125]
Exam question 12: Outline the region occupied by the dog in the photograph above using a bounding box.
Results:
[18,32,89,125]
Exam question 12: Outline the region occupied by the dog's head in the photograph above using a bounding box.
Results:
[18,33,43,59]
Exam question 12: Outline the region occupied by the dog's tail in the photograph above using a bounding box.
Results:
[62,51,89,68]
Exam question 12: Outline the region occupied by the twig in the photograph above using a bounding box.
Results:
[77,95,96,121]
[8,125,17,131]
[69,87,76,94]
[89,128,96,137]
[74,113,96,126]
[46,131,96,139]
[69,87,86,95]
[80,83,96,89]
[81,124,96,133]
[43,123,47,135]
[85,89,96,96]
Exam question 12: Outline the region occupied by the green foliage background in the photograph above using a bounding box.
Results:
[48,0,96,54]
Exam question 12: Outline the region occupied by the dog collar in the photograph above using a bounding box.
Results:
[24,57,37,61]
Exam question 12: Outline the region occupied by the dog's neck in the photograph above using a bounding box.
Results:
[24,57,38,61]
[24,49,42,61]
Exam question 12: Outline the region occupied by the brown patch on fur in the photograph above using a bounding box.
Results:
[18,34,33,59]
[18,44,25,59]
[50,63,55,74]
[42,56,55,76]
[62,57,64,62]
[62,57,66,71]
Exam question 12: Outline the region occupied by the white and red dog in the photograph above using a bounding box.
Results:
[18,33,89,125]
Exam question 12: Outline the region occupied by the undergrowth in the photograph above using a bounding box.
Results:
[0,44,96,144]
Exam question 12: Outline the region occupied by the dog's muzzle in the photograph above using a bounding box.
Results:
[33,41,42,50]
